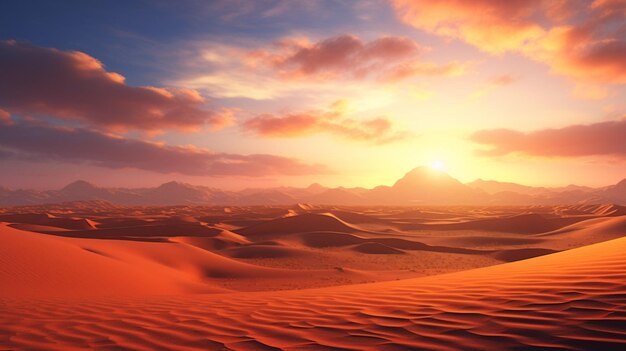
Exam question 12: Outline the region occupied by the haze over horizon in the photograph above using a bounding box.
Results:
[3,164,624,192]
[1,0,624,190]
[2,165,625,207]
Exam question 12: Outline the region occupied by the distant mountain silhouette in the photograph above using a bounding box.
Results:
[236,189,296,205]
[59,180,142,203]
[305,183,326,194]
[467,179,548,196]
[304,188,366,205]
[144,181,213,204]
[604,179,626,202]
[61,180,99,195]
[0,167,624,206]
[368,166,486,204]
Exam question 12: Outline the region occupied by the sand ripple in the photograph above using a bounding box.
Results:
[2,235,626,350]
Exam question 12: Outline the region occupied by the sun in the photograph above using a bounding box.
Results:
[431,160,446,171]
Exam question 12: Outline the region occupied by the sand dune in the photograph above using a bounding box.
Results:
[1,204,625,350]
[2,226,625,350]
[19,222,223,240]
[0,212,97,230]
[0,223,213,297]
[235,213,365,237]
[296,231,486,255]
[2,206,616,294]
[351,242,405,254]
[297,231,366,247]
[322,210,383,224]
[432,234,546,248]
[172,230,251,250]
[403,213,586,234]
[592,203,626,216]
[0,220,387,295]
[537,215,626,249]
[490,247,557,262]
[224,245,313,258]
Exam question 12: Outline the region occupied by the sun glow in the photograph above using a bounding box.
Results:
[431,160,446,171]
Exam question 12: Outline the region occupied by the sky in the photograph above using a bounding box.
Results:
[0,0,624,190]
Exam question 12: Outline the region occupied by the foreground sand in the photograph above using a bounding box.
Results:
[2,233,625,350]
[1,204,626,350]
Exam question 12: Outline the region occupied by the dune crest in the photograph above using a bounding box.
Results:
[2,225,626,350]
[1,204,626,350]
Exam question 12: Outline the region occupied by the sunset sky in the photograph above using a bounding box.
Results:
[0,0,624,190]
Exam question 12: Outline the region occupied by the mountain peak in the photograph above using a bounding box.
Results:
[306,182,325,192]
[61,180,98,192]
[393,166,459,189]
[405,165,450,175]
[157,181,194,189]
[147,181,211,204]
[152,181,204,195]
[368,165,483,204]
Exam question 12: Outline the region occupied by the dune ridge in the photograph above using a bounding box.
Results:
[2,232,626,350]
[1,204,626,350]
[235,213,366,237]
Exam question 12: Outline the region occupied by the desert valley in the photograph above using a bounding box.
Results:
[2,167,626,350]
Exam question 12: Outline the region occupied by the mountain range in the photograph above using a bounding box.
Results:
[1,166,625,206]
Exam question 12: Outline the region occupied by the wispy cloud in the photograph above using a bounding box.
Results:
[469,74,517,99]
[0,119,331,176]
[242,100,412,144]
[471,117,626,157]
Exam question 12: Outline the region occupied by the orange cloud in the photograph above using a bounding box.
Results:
[207,108,237,131]
[0,40,228,132]
[247,34,463,82]
[470,74,517,99]
[0,120,330,176]
[471,118,626,157]
[242,101,411,144]
[490,75,516,86]
[392,0,544,53]
[0,108,11,125]
[381,61,466,82]
[392,0,626,84]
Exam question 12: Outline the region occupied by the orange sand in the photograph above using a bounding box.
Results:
[1,204,625,350]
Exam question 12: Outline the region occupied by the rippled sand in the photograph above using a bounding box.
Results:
[1,204,626,350]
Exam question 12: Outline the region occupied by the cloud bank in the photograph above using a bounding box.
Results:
[243,101,411,144]
[472,118,626,157]
[0,40,230,132]
[392,0,626,84]
[248,34,464,82]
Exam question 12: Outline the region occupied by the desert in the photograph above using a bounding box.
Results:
[2,1,626,349]
[2,185,626,349]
